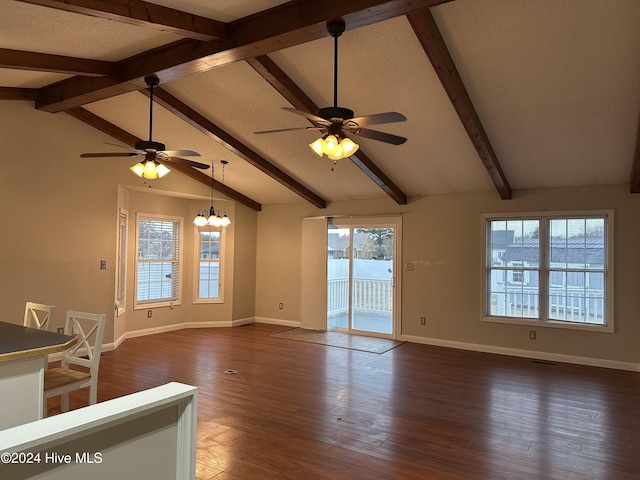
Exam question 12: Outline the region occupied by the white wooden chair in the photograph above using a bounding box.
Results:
[43,310,106,415]
[23,301,56,330]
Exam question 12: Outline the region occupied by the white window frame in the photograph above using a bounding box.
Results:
[115,208,128,316]
[193,225,225,304]
[481,210,614,333]
[134,213,183,310]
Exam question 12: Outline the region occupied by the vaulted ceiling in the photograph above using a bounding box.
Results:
[2,0,640,211]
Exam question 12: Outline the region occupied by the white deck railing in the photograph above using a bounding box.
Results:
[492,287,604,324]
[328,277,393,317]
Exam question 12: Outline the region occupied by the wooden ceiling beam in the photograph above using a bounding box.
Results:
[247,55,408,205]
[407,9,512,200]
[16,0,227,42]
[64,107,261,211]
[0,48,115,76]
[148,88,328,209]
[0,87,38,101]
[34,0,452,113]
[630,114,640,193]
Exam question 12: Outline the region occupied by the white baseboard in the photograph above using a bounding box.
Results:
[111,317,254,349]
[399,334,640,372]
[254,317,300,328]
[51,319,637,372]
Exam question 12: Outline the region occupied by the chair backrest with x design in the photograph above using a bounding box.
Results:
[43,310,106,415]
[23,302,56,330]
[62,310,106,374]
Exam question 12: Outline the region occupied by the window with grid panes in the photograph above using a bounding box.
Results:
[483,212,612,332]
[194,227,223,302]
[135,214,182,308]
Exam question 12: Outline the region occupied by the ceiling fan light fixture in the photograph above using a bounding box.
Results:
[156,163,170,178]
[340,137,359,156]
[131,159,170,179]
[143,159,157,177]
[321,135,340,156]
[309,138,325,156]
[309,134,359,161]
[130,162,145,177]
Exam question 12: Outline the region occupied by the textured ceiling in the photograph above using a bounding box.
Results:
[2,0,639,208]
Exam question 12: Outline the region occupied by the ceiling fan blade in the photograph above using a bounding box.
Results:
[80,152,139,158]
[282,108,331,126]
[163,157,210,170]
[354,128,407,145]
[349,112,407,127]
[159,149,200,157]
[254,126,326,135]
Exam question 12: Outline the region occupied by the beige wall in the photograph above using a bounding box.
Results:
[254,186,640,365]
[1,101,257,344]
[4,100,639,367]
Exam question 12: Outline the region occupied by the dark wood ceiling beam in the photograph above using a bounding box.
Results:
[148,88,328,209]
[65,107,261,211]
[630,114,640,193]
[247,55,408,205]
[246,56,318,115]
[34,0,452,113]
[0,48,116,76]
[0,87,38,101]
[407,9,512,200]
[16,0,227,42]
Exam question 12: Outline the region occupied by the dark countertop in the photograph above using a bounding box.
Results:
[0,321,76,363]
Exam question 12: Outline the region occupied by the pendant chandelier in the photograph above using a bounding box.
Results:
[193,160,231,228]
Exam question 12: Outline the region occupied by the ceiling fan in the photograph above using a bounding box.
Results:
[255,19,407,162]
[80,74,209,179]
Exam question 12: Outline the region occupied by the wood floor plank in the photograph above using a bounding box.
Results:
[45,323,640,480]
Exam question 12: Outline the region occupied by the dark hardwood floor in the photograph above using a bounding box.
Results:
[45,323,640,480]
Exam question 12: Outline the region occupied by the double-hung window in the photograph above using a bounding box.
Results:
[483,211,613,332]
[194,227,224,303]
[135,213,182,308]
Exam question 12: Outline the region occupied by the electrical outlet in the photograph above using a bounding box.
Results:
[100,260,107,269]
[529,330,536,340]
[57,327,64,334]
[147,309,153,318]
[406,262,415,271]
[420,317,426,325]
[278,303,283,310]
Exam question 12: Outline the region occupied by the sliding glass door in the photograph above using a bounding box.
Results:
[327,218,400,338]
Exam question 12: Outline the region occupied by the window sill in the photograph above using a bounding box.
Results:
[134,301,181,310]
[193,299,224,305]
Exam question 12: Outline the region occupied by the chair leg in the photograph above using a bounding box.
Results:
[88,383,97,405]
[61,393,69,412]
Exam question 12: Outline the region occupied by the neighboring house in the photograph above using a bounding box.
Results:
[502,237,604,289]
[492,235,605,322]
[490,229,515,265]
[327,232,374,259]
